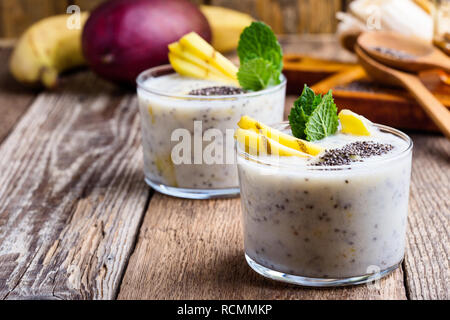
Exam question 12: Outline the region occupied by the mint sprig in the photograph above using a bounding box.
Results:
[288,85,322,139]
[237,22,283,91]
[288,85,338,141]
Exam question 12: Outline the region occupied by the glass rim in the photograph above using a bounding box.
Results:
[136,64,287,100]
[236,122,413,171]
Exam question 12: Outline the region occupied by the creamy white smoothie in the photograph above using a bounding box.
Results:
[237,122,413,285]
[136,65,286,198]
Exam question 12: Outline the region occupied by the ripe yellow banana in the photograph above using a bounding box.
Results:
[9,12,89,88]
[200,5,253,53]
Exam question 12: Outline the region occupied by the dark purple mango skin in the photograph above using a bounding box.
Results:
[82,0,211,85]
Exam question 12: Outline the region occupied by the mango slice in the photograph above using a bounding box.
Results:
[237,115,324,156]
[168,32,238,84]
[235,128,311,158]
[168,53,235,84]
[338,109,372,136]
[169,42,228,78]
[178,32,238,79]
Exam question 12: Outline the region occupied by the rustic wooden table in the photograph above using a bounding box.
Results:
[0,36,448,300]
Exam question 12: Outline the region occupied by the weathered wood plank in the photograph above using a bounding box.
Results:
[72,0,106,12]
[117,194,406,300]
[0,0,69,39]
[211,0,343,34]
[404,134,450,300]
[0,71,150,299]
[280,34,356,63]
[297,0,342,33]
[0,47,37,144]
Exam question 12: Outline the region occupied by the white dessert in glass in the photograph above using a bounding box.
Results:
[236,122,413,286]
[136,65,286,199]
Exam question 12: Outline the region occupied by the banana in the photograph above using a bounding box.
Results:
[235,128,311,158]
[237,115,324,156]
[168,32,238,84]
[9,12,89,88]
[200,5,253,53]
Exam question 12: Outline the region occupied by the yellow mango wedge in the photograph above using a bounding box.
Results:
[338,109,372,136]
[237,115,324,156]
[168,53,235,84]
[178,32,238,79]
[169,42,226,78]
[235,128,311,158]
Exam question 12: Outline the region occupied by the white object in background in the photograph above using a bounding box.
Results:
[337,0,433,42]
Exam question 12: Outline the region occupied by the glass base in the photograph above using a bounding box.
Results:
[145,177,240,199]
[245,254,401,287]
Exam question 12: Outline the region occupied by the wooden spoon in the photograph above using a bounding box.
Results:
[357,31,450,73]
[355,44,450,140]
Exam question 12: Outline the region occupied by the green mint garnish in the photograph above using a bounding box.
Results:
[288,85,338,141]
[304,91,339,141]
[288,85,322,139]
[237,22,283,91]
[237,58,278,91]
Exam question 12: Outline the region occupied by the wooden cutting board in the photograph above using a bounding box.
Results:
[283,54,450,132]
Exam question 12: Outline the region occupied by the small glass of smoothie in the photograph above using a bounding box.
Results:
[236,121,413,286]
[136,65,286,199]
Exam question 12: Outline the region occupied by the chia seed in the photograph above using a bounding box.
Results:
[188,86,245,96]
[314,141,394,166]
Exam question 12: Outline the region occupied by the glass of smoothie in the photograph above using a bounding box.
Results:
[136,65,286,199]
[236,117,413,286]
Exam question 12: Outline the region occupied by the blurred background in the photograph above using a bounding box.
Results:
[0,0,353,38]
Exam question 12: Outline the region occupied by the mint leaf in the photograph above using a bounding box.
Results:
[288,86,338,141]
[238,22,283,72]
[288,85,322,139]
[304,91,338,141]
[237,58,279,91]
[237,22,283,91]
[298,85,322,116]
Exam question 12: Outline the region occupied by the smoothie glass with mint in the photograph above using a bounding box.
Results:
[136,65,286,199]
[136,22,285,199]
[235,86,413,286]
[237,123,413,286]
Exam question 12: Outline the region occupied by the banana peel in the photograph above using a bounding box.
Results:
[9,12,89,88]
